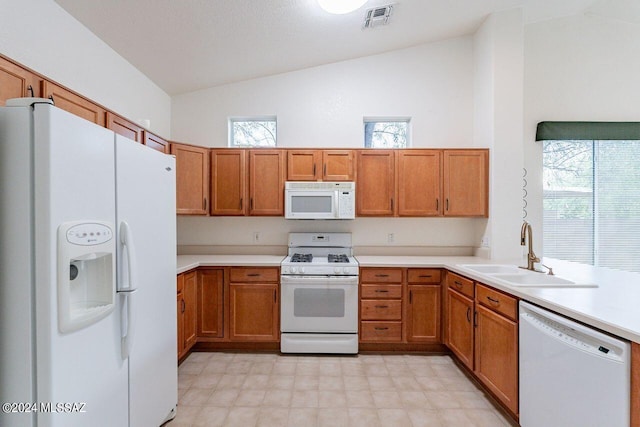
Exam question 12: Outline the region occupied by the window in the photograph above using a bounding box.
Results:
[364,118,410,148]
[229,117,276,147]
[542,138,640,273]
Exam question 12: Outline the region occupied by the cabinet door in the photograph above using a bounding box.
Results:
[443,150,488,217]
[323,150,354,181]
[41,81,106,126]
[287,150,320,181]
[407,285,441,343]
[249,150,285,216]
[474,304,518,414]
[177,274,185,358]
[177,292,185,358]
[197,269,224,338]
[143,130,170,154]
[106,112,143,143]
[171,143,209,215]
[210,149,246,215]
[397,150,442,216]
[183,271,197,351]
[356,150,395,216]
[0,55,40,106]
[229,283,279,341]
[446,288,474,370]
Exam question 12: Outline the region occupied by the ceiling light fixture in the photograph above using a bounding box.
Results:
[317,0,368,14]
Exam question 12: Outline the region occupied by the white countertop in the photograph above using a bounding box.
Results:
[177,254,640,343]
[177,255,285,274]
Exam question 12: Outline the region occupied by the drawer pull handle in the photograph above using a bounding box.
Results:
[454,281,463,288]
[375,274,389,278]
[486,296,500,305]
[419,275,432,278]
[466,307,471,322]
[247,273,261,277]
[374,290,389,293]
[375,305,389,309]
[374,327,389,331]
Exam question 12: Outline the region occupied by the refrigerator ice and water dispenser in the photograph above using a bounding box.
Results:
[57,221,116,333]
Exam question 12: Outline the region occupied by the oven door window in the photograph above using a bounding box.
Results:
[291,195,333,214]
[294,288,345,317]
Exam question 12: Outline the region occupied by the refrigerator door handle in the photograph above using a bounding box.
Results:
[120,288,137,359]
[119,221,138,291]
[118,221,138,359]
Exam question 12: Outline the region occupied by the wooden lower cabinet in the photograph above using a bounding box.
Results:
[177,271,197,359]
[406,285,441,343]
[359,267,403,343]
[197,269,224,338]
[446,287,474,369]
[229,283,279,341]
[475,304,518,414]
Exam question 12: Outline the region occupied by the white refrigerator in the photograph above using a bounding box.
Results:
[0,99,177,427]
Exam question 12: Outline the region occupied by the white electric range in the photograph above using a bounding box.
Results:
[280,232,359,354]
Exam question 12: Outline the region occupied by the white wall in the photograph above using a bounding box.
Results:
[172,37,474,148]
[524,12,640,256]
[474,9,524,261]
[173,37,492,253]
[0,0,171,137]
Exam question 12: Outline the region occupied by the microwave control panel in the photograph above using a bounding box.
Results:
[338,191,355,219]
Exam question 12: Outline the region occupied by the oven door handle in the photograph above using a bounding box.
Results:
[280,275,359,285]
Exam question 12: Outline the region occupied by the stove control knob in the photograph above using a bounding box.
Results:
[291,266,298,274]
[300,267,305,274]
[334,267,341,274]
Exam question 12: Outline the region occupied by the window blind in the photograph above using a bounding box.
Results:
[543,138,640,273]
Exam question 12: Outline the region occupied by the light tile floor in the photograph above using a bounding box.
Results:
[170,352,516,427]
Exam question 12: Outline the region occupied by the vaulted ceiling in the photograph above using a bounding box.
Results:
[56,0,616,95]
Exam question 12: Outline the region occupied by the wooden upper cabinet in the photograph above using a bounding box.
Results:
[171,142,209,215]
[397,150,442,216]
[287,150,320,181]
[210,149,246,216]
[0,55,40,106]
[249,150,285,216]
[143,130,170,154]
[106,112,143,143]
[443,149,489,217]
[323,150,354,181]
[356,150,395,216]
[287,149,354,181]
[41,81,105,126]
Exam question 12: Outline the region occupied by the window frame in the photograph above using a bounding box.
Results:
[228,116,277,148]
[363,116,411,148]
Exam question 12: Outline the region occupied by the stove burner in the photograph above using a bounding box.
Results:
[328,254,349,263]
[291,253,313,263]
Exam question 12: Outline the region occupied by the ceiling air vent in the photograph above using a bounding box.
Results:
[363,4,393,29]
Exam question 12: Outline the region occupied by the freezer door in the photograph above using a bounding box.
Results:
[115,134,177,426]
[33,104,128,427]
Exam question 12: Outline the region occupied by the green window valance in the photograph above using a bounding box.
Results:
[536,121,640,141]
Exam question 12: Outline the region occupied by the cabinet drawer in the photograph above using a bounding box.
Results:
[230,267,279,283]
[408,269,441,284]
[446,272,474,298]
[360,268,403,284]
[361,284,402,299]
[361,321,402,341]
[476,283,518,321]
[361,300,402,320]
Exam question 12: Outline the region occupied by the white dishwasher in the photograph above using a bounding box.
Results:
[519,301,630,427]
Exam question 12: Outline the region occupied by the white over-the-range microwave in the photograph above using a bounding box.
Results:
[285,181,355,220]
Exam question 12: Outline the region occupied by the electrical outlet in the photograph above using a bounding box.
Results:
[481,236,490,247]
[253,232,260,244]
[387,233,395,244]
